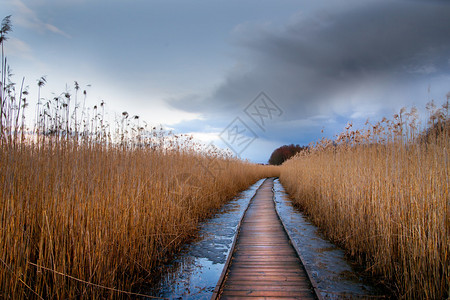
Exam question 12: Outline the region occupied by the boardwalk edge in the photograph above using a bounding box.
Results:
[210,178,268,300]
[273,179,324,300]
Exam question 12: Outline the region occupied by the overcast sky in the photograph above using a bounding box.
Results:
[1,0,449,162]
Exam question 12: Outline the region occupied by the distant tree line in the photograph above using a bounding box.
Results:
[268,144,307,165]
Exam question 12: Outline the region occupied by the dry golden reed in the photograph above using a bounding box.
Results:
[280,103,449,299]
[0,139,279,299]
[0,18,280,296]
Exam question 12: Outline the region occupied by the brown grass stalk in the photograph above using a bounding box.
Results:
[280,103,449,299]
[0,139,279,299]
[0,15,282,298]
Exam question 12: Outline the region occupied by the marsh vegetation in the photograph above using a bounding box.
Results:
[281,102,449,299]
[0,16,279,298]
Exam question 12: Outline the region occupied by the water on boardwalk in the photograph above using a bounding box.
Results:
[143,178,386,299]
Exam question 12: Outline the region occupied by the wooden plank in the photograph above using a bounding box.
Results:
[221,297,310,300]
[233,253,296,256]
[223,285,312,292]
[227,267,307,273]
[228,266,304,271]
[220,290,316,298]
[226,269,307,275]
[232,255,299,259]
[225,280,311,286]
[234,248,295,252]
[213,178,318,300]
[235,245,294,249]
[234,240,289,244]
[224,275,308,282]
[227,272,307,278]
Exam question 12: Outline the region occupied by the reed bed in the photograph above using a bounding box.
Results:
[0,17,280,298]
[1,139,278,299]
[280,103,449,299]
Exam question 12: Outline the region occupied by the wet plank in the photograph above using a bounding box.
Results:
[213,178,318,300]
[220,290,315,297]
[220,297,309,300]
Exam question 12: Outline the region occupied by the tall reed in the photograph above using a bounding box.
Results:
[281,102,449,299]
[0,16,280,298]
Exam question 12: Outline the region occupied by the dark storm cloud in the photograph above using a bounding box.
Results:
[170,1,450,121]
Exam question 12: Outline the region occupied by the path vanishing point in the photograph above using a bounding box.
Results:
[212,178,321,299]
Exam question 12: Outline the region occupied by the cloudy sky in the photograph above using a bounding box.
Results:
[1,0,450,162]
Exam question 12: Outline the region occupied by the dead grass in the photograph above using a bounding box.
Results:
[0,137,278,299]
[280,102,449,299]
[0,18,280,296]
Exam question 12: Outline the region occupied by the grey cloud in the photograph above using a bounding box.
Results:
[169,1,450,122]
[240,1,450,74]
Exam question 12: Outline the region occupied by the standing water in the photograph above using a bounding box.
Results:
[143,178,387,299]
[143,179,265,299]
[274,179,387,299]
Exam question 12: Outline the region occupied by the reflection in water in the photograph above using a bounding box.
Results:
[144,179,265,299]
[274,179,387,299]
[143,178,386,299]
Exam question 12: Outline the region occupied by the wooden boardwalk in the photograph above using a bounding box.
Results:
[212,178,319,299]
